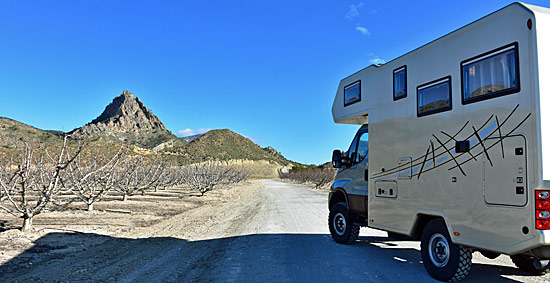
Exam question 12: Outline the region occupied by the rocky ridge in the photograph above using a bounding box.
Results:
[69,90,184,150]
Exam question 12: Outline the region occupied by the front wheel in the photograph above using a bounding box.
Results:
[420,219,472,281]
[328,202,360,244]
[511,254,550,275]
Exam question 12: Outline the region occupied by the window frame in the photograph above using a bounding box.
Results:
[343,80,361,107]
[354,132,369,164]
[416,76,452,117]
[347,125,368,165]
[393,65,407,101]
[460,42,520,105]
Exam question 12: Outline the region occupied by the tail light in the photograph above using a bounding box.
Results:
[536,190,550,230]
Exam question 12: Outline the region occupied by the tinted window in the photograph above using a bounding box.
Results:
[417,76,452,117]
[347,135,358,159]
[393,66,407,100]
[347,130,368,164]
[355,133,368,163]
[344,81,361,106]
[462,43,519,104]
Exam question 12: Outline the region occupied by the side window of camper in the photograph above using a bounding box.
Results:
[344,81,361,106]
[393,66,407,100]
[417,76,452,117]
[461,42,519,104]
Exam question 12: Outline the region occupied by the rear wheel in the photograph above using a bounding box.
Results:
[420,219,472,281]
[328,202,360,244]
[511,254,550,275]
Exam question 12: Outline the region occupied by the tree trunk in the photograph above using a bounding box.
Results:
[87,202,94,211]
[21,216,33,232]
[122,194,127,201]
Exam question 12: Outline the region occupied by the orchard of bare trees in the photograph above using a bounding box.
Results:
[279,166,335,189]
[0,138,249,231]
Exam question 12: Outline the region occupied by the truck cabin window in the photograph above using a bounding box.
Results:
[393,66,407,100]
[344,81,361,106]
[347,135,358,161]
[348,132,368,164]
[462,43,519,104]
[417,76,452,117]
[355,133,369,163]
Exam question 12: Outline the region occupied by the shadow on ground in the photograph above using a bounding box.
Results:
[0,232,541,282]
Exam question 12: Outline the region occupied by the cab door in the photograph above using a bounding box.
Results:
[342,127,369,215]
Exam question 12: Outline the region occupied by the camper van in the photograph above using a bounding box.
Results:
[329,2,550,281]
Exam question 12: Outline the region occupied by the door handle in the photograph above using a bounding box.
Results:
[364,169,369,181]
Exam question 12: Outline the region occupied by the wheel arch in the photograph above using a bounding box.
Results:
[411,214,445,240]
[329,188,348,210]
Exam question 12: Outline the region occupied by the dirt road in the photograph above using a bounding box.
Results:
[1,179,549,282]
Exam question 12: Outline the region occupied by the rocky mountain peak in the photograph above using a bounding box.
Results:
[88,90,165,131]
[68,90,180,149]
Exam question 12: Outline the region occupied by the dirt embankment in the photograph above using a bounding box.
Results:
[0,180,263,281]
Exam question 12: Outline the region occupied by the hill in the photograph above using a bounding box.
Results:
[172,129,291,165]
[0,117,61,149]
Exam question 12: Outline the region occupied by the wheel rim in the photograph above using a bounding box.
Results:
[428,233,450,267]
[534,259,550,270]
[333,212,346,236]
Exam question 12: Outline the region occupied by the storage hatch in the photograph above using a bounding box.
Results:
[375,180,397,198]
[483,135,527,207]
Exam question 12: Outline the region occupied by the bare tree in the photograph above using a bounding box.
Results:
[278,167,335,189]
[220,164,250,185]
[0,157,15,206]
[304,169,335,189]
[65,147,124,211]
[181,161,249,196]
[155,160,180,191]
[0,137,82,231]
[180,161,217,196]
[112,155,164,201]
[136,156,165,195]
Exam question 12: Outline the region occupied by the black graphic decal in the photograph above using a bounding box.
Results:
[472,125,493,167]
[373,104,530,180]
[433,134,466,176]
[495,116,504,158]
[418,145,430,180]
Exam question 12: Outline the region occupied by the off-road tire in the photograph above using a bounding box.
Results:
[511,254,550,275]
[328,202,360,244]
[420,219,472,282]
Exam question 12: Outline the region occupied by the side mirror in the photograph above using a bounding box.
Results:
[332,149,342,168]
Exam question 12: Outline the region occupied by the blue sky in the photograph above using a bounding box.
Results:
[0,0,548,164]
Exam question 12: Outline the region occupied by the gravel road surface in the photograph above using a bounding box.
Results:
[176,180,550,283]
[1,179,549,282]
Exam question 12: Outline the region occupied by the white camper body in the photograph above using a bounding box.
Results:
[329,2,550,281]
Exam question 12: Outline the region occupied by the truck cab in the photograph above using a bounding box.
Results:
[329,125,369,218]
